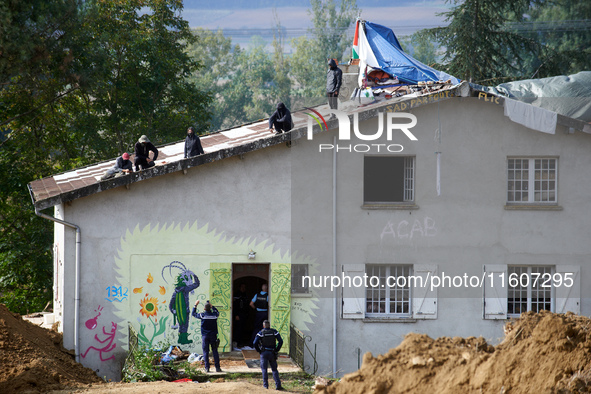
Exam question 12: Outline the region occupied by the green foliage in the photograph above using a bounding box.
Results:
[290,0,358,98]
[509,0,591,79]
[0,0,212,314]
[423,0,536,84]
[421,0,590,84]
[73,0,211,153]
[122,342,206,383]
[399,33,437,66]
[122,346,168,382]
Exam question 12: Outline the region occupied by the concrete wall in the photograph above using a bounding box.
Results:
[57,143,300,380]
[55,96,591,380]
[291,97,591,375]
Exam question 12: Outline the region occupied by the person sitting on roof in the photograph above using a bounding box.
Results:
[184,126,205,158]
[100,153,133,181]
[134,135,158,171]
[268,103,293,135]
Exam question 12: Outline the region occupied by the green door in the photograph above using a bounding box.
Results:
[270,263,291,352]
[208,263,232,352]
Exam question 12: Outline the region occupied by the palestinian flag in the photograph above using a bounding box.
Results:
[352,19,360,59]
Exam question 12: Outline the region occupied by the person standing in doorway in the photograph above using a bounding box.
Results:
[250,283,269,344]
[233,283,250,348]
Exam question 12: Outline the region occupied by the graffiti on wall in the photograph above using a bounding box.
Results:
[380,217,437,241]
[132,272,169,348]
[163,261,200,345]
[113,221,320,353]
[105,285,128,302]
[82,305,117,362]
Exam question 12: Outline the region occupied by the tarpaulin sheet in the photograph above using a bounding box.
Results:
[473,72,591,123]
[363,22,460,85]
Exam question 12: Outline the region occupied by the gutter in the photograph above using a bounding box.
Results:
[29,185,82,363]
[332,135,338,376]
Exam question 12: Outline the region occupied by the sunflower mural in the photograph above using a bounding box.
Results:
[113,221,320,354]
[136,293,169,347]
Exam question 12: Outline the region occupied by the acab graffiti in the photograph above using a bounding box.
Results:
[380,216,437,240]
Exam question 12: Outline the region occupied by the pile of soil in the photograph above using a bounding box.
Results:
[0,304,103,393]
[316,311,591,394]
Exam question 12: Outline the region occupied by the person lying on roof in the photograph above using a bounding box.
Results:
[100,152,133,180]
[268,102,293,135]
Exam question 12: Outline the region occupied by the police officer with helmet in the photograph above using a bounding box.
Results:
[253,320,284,390]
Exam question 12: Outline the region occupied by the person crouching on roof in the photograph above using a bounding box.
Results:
[268,103,293,135]
[134,135,158,171]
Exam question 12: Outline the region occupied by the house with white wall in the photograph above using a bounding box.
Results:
[28,74,591,381]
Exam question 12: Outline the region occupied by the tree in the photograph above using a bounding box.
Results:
[510,0,591,79]
[291,0,358,99]
[73,0,211,153]
[399,33,438,66]
[0,0,212,314]
[423,0,537,84]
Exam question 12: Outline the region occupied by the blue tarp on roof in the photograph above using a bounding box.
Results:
[364,22,460,85]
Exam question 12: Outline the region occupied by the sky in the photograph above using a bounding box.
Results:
[181,2,450,50]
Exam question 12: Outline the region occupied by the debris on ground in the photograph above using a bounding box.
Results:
[315,311,591,394]
[0,304,103,393]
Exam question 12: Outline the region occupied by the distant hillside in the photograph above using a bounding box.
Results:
[183,0,431,10]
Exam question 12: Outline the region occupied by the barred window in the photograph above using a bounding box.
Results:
[364,156,415,203]
[365,265,412,316]
[291,264,309,294]
[508,266,553,316]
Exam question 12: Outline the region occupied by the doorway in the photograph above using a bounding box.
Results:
[231,263,269,349]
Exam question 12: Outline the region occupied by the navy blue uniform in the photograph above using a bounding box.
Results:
[250,291,269,344]
[253,327,283,390]
[192,305,221,371]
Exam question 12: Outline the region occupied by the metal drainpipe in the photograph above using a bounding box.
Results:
[29,188,81,362]
[332,135,337,376]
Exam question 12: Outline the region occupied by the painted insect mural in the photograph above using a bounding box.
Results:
[162,261,200,344]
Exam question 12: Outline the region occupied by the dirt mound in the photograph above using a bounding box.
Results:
[0,304,103,393]
[315,311,591,394]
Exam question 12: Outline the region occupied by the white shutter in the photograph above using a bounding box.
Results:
[412,264,437,319]
[342,264,365,319]
[483,264,508,319]
[555,265,580,315]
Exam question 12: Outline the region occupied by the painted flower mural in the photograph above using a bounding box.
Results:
[137,294,168,347]
[139,295,159,318]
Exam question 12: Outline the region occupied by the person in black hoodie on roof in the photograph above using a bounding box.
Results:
[326,58,342,111]
[134,135,158,171]
[268,102,293,135]
[184,126,205,158]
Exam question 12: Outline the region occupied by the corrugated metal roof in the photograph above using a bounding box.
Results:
[27,84,474,211]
